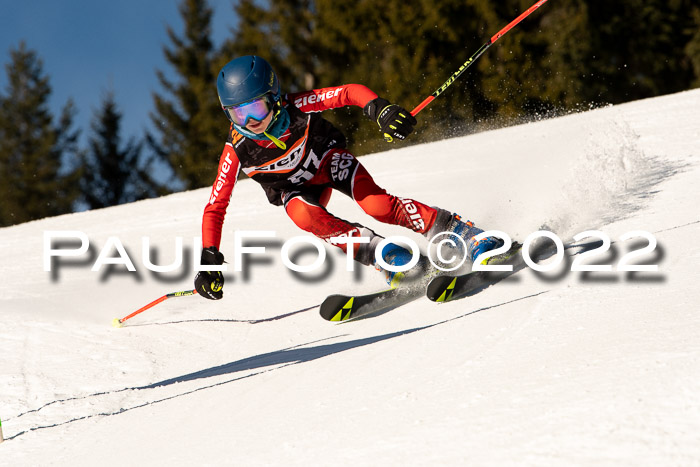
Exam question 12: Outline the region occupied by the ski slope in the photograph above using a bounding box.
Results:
[1,89,699,465]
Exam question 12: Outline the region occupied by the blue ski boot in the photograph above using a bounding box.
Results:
[375,242,427,288]
[427,212,504,266]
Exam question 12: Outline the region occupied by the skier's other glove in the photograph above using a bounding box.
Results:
[194,246,225,300]
[363,97,417,143]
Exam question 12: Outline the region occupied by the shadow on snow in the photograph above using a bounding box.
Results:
[5,291,546,440]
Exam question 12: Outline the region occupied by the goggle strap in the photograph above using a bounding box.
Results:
[264,131,286,150]
[263,109,286,149]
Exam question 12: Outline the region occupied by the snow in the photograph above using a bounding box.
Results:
[1,89,700,465]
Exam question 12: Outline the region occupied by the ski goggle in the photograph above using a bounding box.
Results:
[223,95,273,126]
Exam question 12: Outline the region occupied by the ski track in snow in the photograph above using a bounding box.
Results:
[1,89,700,465]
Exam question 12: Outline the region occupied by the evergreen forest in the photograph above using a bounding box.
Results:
[1,0,699,226]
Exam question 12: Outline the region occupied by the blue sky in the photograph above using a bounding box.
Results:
[0,1,238,148]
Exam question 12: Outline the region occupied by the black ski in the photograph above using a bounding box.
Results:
[321,239,604,319]
[319,284,425,321]
[320,243,528,320]
[426,240,601,303]
[426,246,526,302]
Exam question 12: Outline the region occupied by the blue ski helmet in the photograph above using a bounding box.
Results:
[216,56,280,113]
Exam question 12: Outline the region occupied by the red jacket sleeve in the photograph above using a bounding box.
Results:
[287,84,377,113]
[202,142,241,250]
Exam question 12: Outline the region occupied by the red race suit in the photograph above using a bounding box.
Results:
[202,84,438,265]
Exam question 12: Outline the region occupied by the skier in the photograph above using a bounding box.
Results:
[194,55,501,300]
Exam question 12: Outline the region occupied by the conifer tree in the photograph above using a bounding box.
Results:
[216,0,700,155]
[0,42,80,226]
[220,0,317,94]
[149,0,225,189]
[220,0,500,152]
[687,6,700,88]
[80,91,164,209]
[475,1,588,119]
[574,0,695,104]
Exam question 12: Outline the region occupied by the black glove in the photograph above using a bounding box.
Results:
[363,97,417,142]
[194,247,225,300]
